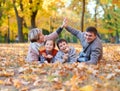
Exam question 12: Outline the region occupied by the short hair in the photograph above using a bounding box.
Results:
[57,39,67,49]
[44,39,56,48]
[28,28,42,42]
[86,26,97,35]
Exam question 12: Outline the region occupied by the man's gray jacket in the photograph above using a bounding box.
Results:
[66,26,103,65]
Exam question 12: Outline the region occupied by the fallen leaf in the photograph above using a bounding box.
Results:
[80,85,93,91]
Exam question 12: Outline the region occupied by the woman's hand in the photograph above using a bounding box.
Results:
[61,18,68,28]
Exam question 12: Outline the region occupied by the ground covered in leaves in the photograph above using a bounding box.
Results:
[0,43,120,91]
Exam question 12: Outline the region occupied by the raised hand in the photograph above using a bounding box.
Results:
[61,18,68,28]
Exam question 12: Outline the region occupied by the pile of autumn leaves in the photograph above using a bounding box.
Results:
[0,43,120,91]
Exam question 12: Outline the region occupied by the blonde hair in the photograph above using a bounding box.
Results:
[28,28,42,42]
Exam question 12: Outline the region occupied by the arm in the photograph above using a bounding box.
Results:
[62,18,83,39]
[45,26,63,41]
[65,26,82,38]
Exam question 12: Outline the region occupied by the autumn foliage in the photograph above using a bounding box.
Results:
[0,43,120,91]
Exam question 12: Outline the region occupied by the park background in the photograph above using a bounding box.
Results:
[0,0,120,43]
[0,0,120,91]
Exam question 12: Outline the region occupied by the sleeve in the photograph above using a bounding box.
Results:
[56,27,63,34]
[26,46,39,62]
[65,26,82,39]
[54,51,65,63]
[45,27,63,41]
[86,44,102,65]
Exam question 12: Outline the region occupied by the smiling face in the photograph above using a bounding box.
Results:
[44,40,55,52]
[85,32,96,43]
[58,41,69,53]
[38,32,45,43]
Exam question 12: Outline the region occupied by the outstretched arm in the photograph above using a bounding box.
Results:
[45,24,64,41]
[62,18,82,39]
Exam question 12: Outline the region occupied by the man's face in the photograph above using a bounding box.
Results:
[58,41,69,53]
[85,32,96,43]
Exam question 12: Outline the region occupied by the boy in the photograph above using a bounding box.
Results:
[40,39,58,63]
[55,39,78,63]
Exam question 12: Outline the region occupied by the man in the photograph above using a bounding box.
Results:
[62,19,103,65]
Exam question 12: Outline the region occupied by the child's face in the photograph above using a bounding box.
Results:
[45,40,54,52]
[58,41,69,53]
[38,33,45,43]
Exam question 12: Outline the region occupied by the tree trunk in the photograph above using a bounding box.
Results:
[17,16,24,42]
[115,29,119,43]
[29,0,38,29]
[13,0,24,42]
[94,5,97,28]
[81,0,85,32]
[31,10,37,28]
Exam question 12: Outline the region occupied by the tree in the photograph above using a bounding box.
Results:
[67,0,91,31]
[102,5,120,43]
[81,0,85,31]
[12,0,24,42]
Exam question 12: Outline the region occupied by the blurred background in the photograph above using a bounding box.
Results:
[0,0,120,43]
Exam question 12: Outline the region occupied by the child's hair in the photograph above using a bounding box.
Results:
[28,28,42,42]
[44,39,56,48]
[57,39,67,49]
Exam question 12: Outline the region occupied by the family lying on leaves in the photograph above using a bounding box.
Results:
[26,18,103,65]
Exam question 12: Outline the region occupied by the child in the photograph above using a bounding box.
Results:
[40,39,58,63]
[54,39,78,63]
[26,26,63,62]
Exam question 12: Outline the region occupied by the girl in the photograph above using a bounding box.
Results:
[40,39,58,63]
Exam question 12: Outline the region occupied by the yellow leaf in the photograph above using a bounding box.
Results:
[0,80,4,85]
[52,81,62,90]
[80,85,93,91]
[100,0,108,4]
[4,78,13,85]
[20,86,29,91]
[112,0,118,4]
[13,79,22,88]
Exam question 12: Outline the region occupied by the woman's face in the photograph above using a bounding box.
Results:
[45,40,54,52]
[38,33,45,43]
